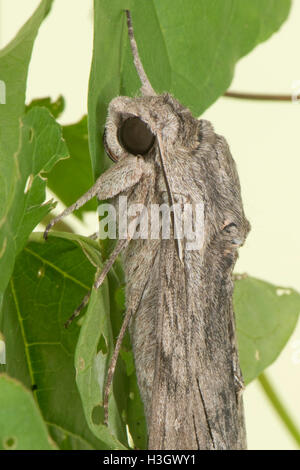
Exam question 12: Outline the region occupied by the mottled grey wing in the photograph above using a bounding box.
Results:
[147,239,245,450]
[147,126,249,450]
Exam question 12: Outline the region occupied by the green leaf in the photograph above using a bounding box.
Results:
[47,116,97,219]
[234,276,300,385]
[0,0,55,300]
[75,245,147,449]
[106,268,147,450]
[0,0,53,158]
[88,0,291,177]
[0,107,69,299]
[0,232,113,450]
[26,95,65,119]
[126,369,148,450]
[75,287,129,450]
[25,98,96,219]
[0,374,56,450]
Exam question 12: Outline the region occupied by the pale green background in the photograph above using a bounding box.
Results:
[1,0,299,450]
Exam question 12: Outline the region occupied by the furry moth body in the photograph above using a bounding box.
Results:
[45,11,250,450]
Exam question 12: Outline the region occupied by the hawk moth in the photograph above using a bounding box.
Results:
[45,10,250,450]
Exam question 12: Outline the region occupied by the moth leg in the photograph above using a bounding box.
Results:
[227,287,245,396]
[103,175,153,424]
[64,238,129,328]
[103,279,150,425]
[64,168,151,330]
[233,361,245,394]
[104,306,133,425]
[88,232,99,240]
[43,155,147,239]
[221,220,245,249]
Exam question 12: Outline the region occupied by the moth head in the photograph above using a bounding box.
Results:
[103,94,191,163]
[103,112,155,162]
[103,11,185,163]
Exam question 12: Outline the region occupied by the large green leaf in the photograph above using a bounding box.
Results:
[106,264,147,450]
[0,374,56,450]
[2,232,299,449]
[1,231,147,449]
[75,248,147,449]
[0,233,113,450]
[234,276,300,385]
[0,0,55,300]
[26,98,96,219]
[48,116,97,219]
[0,107,68,299]
[75,287,128,450]
[88,0,291,177]
[0,0,53,158]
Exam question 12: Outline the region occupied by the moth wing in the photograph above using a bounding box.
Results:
[147,131,248,450]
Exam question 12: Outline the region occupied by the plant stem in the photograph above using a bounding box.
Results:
[224,91,297,102]
[258,372,300,448]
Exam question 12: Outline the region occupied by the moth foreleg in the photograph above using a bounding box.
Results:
[43,155,147,239]
[103,175,153,425]
[103,305,133,425]
[64,167,151,329]
[64,238,129,328]
[103,281,150,426]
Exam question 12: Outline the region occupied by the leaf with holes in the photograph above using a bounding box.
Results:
[75,287,129,450]
[26,98,96,220]
[75,251,147,450]
[26,95,65,119]
[234,276,300,384]
[0,107,68,299]
[0,232,114,449]
[0,374,56,450]
[107,266,147,450]
[0,0,54,301]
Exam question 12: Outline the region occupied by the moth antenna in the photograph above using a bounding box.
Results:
[125,10,156,96]
[156,134,184,262]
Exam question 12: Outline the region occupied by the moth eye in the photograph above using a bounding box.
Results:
[118,117,155,156]
[103,128,119,162]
